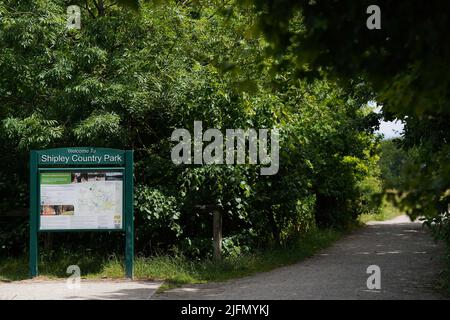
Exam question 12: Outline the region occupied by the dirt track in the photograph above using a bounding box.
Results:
[155,216,447,300]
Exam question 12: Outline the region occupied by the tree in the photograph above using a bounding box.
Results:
[378,139,405,190]
[0,0,381,257]
[235,0,450,230]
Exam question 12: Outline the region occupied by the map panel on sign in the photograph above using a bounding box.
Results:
[39,171,123,230]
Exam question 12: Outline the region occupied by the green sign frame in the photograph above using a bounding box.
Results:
[29,147,134,279]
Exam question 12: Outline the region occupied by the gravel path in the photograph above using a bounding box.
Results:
[155,216,446,300]
[0,280,162,300]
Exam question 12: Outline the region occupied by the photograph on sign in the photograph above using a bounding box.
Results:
[39,171,123,230]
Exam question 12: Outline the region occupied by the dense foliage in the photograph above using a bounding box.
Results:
[378,139,406,190]
[239,0,449,242]
[0,0,381,258]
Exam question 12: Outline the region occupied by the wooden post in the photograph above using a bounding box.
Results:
[213,209,222,262]
[29,150,38,278]
[125,150,134,279]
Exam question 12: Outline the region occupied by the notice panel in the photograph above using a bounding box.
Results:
[39,171,123,230]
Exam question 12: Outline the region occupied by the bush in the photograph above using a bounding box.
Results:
[134,185,182,254]
[0,218,28,258]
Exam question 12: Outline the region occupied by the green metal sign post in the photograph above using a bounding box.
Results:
[29,147,134,279]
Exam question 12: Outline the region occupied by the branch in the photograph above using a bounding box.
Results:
[84,0,97,19]
[207,0,232,20]
[106,1,119,9]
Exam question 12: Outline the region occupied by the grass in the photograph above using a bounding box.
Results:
[0,250,115,282]
[358,199,404,224]
[0,229,342,289]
